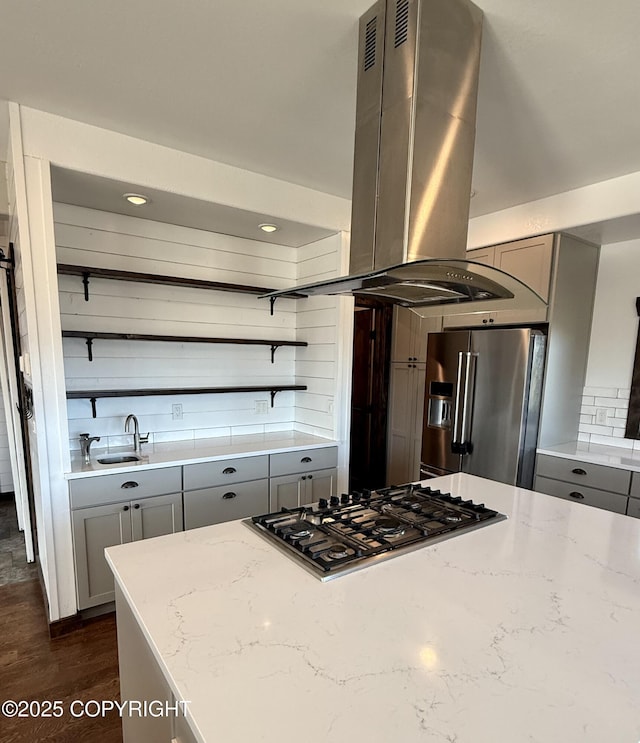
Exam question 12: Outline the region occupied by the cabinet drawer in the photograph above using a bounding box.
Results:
[183,455,268,491]
[70,466,182,508]
[535,454,631,494]
[534,476,628,515]
[627,497,640,519]
[630,473,640,499]
[270,447,338,477]
[184,479,269,529]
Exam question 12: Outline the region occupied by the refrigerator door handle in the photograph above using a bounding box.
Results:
[451,352,476,455]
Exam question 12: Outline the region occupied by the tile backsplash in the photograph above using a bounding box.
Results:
[578,386,640,451]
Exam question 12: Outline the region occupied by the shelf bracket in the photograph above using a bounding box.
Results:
[269,296,276,316]
[89,397,97,418]
[85,337,94,362]
[270,344,280,364]
[82,272,90,301]
[270,390,277,407]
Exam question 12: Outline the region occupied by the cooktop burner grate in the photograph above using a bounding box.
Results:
[246,483,507,580]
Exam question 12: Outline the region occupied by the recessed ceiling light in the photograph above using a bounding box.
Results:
[123,193,150,206]
[259,223,278,233]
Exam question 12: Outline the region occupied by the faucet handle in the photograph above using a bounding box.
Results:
[79,432,90,440]
[139,433,150,445]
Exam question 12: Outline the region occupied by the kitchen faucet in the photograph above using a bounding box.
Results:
[79,433,100,464]
[124,414,149,453]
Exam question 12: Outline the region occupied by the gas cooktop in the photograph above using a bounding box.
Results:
[246,483,507,580]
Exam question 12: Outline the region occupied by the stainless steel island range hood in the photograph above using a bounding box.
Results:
[264,0,546,316]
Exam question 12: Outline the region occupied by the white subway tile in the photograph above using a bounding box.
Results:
[579,414,593,425]
[580,405,597,415]
[583,387,618,398]
[581,396,595,406]
[615,408,629,418]
[577,432,591,443]
[594,397,628,409]
[589,434,634,449]
[154,429,194,443]
[617,389,631,399]
[580,423,613,436]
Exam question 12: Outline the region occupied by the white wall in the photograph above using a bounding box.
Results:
[10,103,353,622]
[56,204,304,447]
[577,239,640,451]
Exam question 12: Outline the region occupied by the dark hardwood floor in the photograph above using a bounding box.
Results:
[0,579,122,742]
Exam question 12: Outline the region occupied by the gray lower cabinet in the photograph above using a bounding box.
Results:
[183,479,269,529]
[72,492,183,610]
[627,497,640,519]
[534,454,632,516]
[534,475,628,514]
[270,467,338,511]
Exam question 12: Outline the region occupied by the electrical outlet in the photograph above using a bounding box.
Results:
[595,408,608,425]
[254,400,268,415]
[172,404,183,420]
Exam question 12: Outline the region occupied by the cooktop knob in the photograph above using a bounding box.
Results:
[330,495,340,506]
[362,489,371,499]
[318,498,328,509]
[351,491,361,502]
[340,493,350,504]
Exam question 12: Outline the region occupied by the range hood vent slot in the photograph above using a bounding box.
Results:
[394,0,409,47]
[364,16,379,70]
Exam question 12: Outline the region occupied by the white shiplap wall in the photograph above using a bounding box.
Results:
[56,204,345,450]
[294,235,342,438]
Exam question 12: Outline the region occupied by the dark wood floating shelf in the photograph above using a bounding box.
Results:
[66,385,307,418]
[61,331,307,363]
[57,264,305,302]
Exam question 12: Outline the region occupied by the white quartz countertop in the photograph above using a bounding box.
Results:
[537,439,640,473]
[66,430,337,479]
[106,473,640,743]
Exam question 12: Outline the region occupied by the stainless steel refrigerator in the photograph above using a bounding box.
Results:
[421,328,546,488]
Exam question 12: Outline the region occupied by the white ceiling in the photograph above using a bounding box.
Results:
[1,0,640,221]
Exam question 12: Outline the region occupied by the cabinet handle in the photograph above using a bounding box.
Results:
[222,467,237,475]
[123,505,130,511]
[489,318,494,323]
[569,491,585,500]
[222,492,237,500]
[482,319,488,324]
[121,481,139,489]
[571,468,587,476]
[133,503,140,509]
[301,475,307,480]
[308,475,313,479]
[301,457,312,463]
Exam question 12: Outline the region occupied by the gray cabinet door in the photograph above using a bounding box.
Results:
[72,502,133,610]
[270,473,303,511]
[130,492,184,541]
[303,468,338,505]
[184,480,269,529]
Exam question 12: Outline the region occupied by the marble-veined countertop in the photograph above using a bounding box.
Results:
[66,430,338,478]
[106,473,640,743]
[537,439,640,473]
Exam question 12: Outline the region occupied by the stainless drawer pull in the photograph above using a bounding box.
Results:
[569,491,585,500]
[571,468,587,476]
[222,492,237,500]
[121,481,139,489]
[301,457,312,463]
[222,467,237,475]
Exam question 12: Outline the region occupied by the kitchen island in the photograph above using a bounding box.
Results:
[106,473,640,742]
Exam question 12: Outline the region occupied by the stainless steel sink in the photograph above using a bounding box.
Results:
[96,454,142,464]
